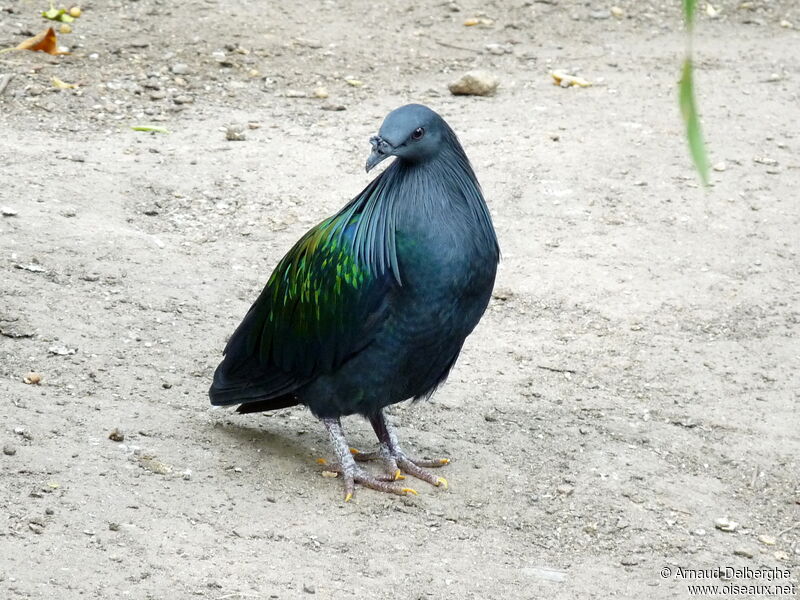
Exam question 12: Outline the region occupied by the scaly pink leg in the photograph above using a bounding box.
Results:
[352,410,450,489]
[321,418,418,502]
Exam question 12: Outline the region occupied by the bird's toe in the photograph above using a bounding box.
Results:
[324,462,419,500]
[396,457,449,488]
[408,457,450,468]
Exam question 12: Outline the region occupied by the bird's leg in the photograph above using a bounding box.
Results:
[321,417,417,501]
[353,410,449,488]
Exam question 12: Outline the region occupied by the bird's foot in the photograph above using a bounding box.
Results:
[351,446,449,489]
[321,417,418,501]
[321,462,418,502]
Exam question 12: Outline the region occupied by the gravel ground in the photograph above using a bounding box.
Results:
[1,1,798,598]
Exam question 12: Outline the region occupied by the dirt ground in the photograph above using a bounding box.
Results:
[1,0,798,598]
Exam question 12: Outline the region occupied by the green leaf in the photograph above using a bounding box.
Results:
[42,8,63,20]
[131,125,171,134]
[679,59,710,186]
[683,0,696,29]
[41,8,74,22]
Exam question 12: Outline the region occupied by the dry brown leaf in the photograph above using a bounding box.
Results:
[16,28,69,55]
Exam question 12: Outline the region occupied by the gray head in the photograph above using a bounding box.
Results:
[366,104,452,173]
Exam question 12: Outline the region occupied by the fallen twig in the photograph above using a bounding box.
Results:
[435,40,480,53]
[777,522,799,537]
[537,365,577,374]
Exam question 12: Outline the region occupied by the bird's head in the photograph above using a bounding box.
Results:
[366,104,448,173]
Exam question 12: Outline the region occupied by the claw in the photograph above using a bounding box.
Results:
[401,488,418,496]
[349,447,360,455]
[344,492,353,503]
[321,470,339,478]
[439,458,450,465]
[316,457,328,465]
[393,469,405,481]
[436,477,448,489]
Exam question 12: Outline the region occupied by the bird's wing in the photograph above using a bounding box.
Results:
[209,214,394,406]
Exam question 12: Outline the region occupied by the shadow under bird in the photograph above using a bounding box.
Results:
[209,104,499,501]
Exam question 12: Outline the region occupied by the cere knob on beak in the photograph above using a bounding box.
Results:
[366,135,393,173]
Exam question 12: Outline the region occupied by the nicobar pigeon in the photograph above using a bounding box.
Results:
[209,104,499,501]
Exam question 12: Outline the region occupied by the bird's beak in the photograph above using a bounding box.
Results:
[366,135,393,173]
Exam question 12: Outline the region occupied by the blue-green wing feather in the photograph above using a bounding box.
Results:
[210,202,395,406]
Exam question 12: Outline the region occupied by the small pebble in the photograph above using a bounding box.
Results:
[312,87,329,99]
[610,6,624,18]
[226,125,246,141]
[733,547,754,558]
[28,522,44,534]
[485,43,511,55]
[3,444,16,456]
[556,484,574,496]
[714,517,739,532]
[303,584,316,594]
[1,207,18,217]
[448,70,499,96]
[713,161,726,172]
[173,95,193,105]
[171,63,189,75]
[321,103,346,111]
[23,372,41,385]
[108,428,125,442]
[109,522,120,531]
[14,427,33,440]
[48,346,77,356]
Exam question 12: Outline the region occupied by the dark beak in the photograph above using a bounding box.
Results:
[366,135,393,173]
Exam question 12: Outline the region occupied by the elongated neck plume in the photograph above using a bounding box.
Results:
[325,122,499,285]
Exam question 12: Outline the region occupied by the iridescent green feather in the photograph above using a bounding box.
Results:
[243,206,390,377]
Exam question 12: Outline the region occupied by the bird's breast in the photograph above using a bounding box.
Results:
[394,218,497,301]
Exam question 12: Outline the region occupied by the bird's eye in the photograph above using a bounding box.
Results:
[411,127,425,141]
